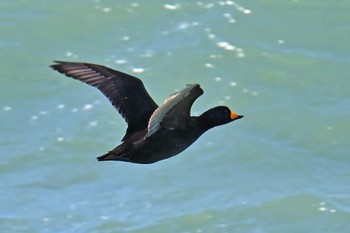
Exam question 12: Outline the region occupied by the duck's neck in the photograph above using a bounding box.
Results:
[196,114,217,131]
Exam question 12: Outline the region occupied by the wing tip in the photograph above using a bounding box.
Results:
[186,83,203,96]
[50,61,69,71]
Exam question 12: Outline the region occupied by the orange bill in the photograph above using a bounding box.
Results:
[230,111,243,120]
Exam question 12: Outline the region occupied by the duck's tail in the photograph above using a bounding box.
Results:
[97,144,131,162]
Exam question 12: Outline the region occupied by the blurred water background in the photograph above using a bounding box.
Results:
[1,1,350,232]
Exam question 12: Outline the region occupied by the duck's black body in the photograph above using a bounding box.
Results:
[99,110,228,164]
[51,61,243,164]
[101,125,203,164]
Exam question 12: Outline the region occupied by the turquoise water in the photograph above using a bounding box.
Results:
[1,1,350,232]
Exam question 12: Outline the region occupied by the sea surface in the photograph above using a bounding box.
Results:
[1,1,350,232]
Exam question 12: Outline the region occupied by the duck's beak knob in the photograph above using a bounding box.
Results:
[230,112,244,120]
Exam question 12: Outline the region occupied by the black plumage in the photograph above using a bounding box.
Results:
[50,61,243,164]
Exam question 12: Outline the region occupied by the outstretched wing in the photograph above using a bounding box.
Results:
[50,61,158,141]
[146,84,203,138]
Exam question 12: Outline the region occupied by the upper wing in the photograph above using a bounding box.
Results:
[50,61,158,141]
[146,84,203,138]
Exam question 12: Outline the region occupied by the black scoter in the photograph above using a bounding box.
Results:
[50,61,243,164]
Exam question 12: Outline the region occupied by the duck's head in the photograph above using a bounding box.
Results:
[199,106,243,129]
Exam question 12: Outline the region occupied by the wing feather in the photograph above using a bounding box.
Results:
[50,61,158,141]
[145,84,203,138]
